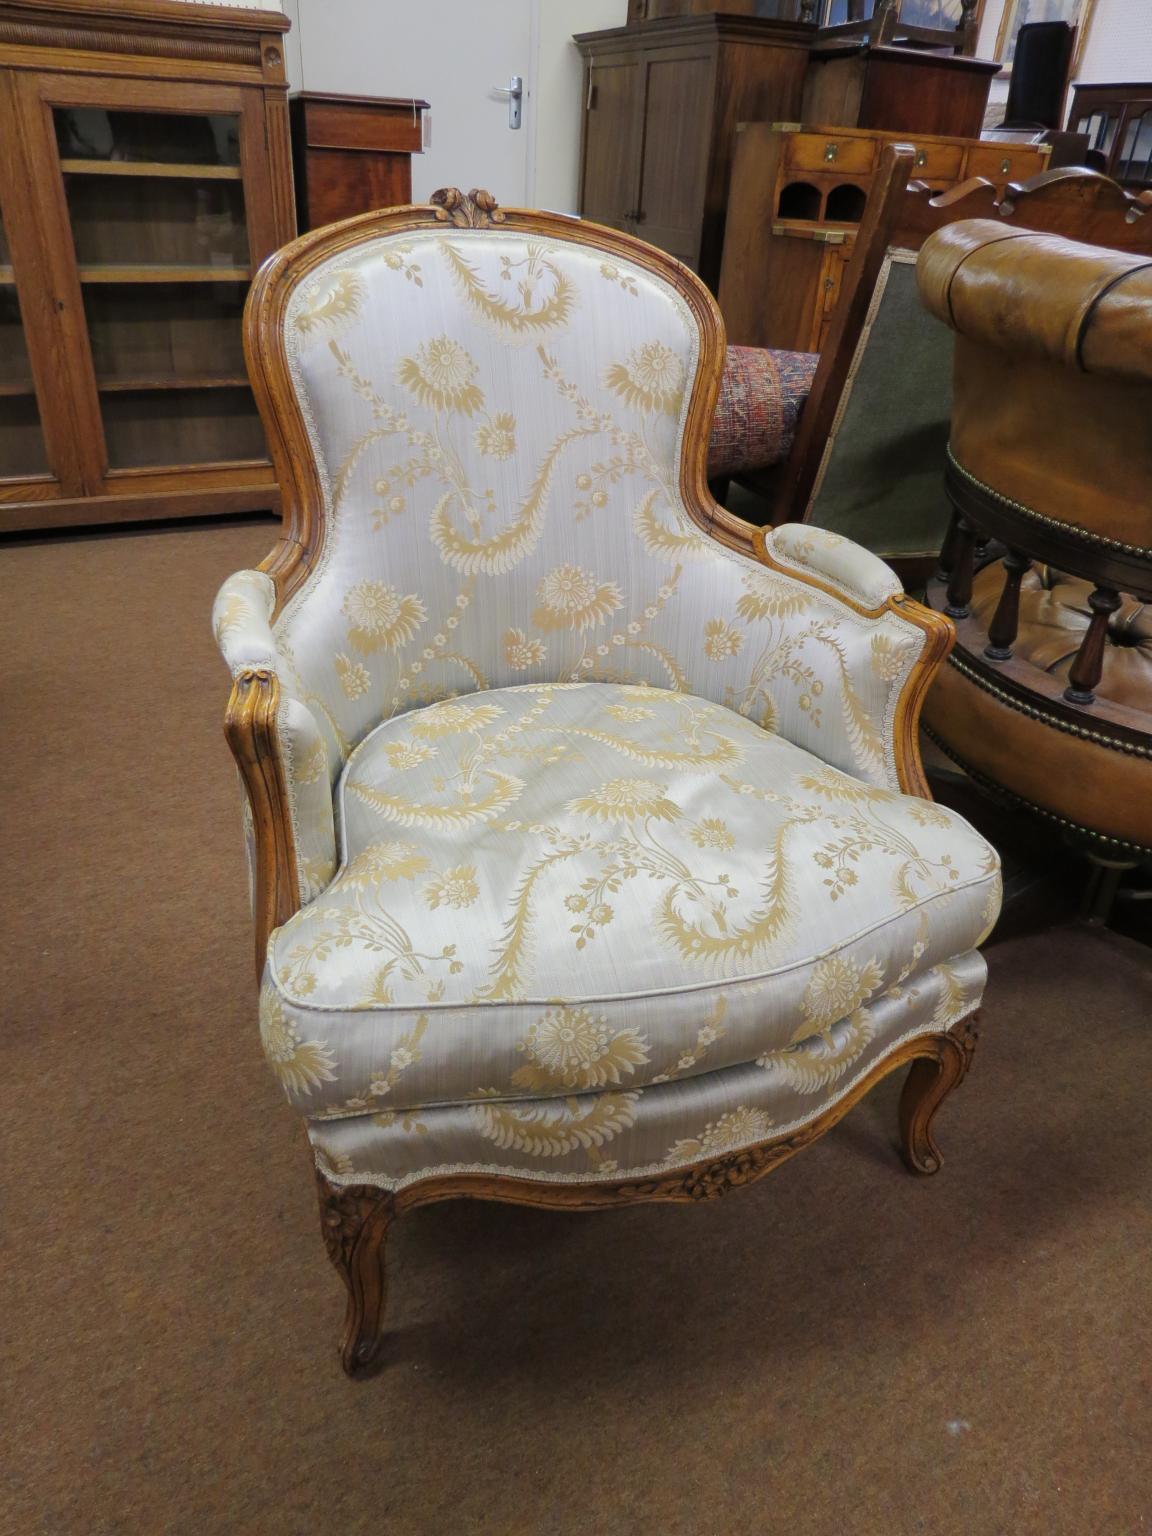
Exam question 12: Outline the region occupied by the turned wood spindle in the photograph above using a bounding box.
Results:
[937,507,961,580]
[1064,585,1121,705]
[984,548,1031,660]
[944,515,978,619]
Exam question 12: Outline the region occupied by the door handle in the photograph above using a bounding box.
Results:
[491,75,523,130]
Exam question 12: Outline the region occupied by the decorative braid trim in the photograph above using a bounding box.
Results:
[923,723,1152,857]
[947,450,1152,560]
[946,649,1152,760]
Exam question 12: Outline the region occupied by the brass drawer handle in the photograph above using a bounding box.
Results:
[1001,156,1011,174]
[915,149,928,167]
[824,142,839,162]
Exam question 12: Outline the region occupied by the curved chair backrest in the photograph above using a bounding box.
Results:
[241,187,771,776]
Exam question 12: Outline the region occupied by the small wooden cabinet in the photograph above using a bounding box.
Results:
[0,0,295,534]
[575,14,813,289]
[1069,83,1152,192]
[719,121,1050,351]
[290,92,428,232]
[802,42,1001,139]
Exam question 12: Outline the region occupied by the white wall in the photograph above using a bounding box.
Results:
[533,0,628,212]
[279,0,627,209]
[977,0,1152,119]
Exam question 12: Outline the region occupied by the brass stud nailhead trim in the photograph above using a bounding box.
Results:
[946,649,1152,760]
[947,451,1152,561]
[923,724,1152,858]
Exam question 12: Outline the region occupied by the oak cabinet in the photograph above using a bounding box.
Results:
[575,15,813,289]
[0,0,295,534]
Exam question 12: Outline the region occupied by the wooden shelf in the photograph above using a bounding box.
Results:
[96,373,250,392]
[0,266,15,285]
[78,264,251,284]
[60,158,242,180]
[0,379,35,396]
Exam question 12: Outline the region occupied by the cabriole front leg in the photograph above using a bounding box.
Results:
[898,1013,980,1175]
[316,1173,396,1377]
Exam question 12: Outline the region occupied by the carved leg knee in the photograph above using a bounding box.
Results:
[316,1173,396,1377]
[898,1013,979,1176]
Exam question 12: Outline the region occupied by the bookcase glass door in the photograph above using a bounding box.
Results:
[53,105,267,471]
[0,203,51,480]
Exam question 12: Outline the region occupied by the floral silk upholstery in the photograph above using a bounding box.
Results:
[214,220,1001,1193]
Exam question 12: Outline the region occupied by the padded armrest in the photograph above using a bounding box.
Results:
[917,220,1152,383]
[214,568,337,909]
[766,523,903,611]
[213,569,281,675]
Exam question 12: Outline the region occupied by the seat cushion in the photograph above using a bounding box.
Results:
[262,683,1000,1120]
[707,346,818,478]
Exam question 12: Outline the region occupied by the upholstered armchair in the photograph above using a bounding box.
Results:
[214,188,1001,1376]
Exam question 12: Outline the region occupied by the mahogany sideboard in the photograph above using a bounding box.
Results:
[718,120,1050,351]
[290,92,428,232]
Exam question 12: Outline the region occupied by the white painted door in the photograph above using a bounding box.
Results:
[289,0,535,205]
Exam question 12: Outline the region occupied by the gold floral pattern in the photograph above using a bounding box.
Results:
[397,335,485,414]
[566,776,682,823]
[342,582,428,654]
[504,628,547,670]
[511,1007,649,1091]
[335,653,372,700]
[664,1106,774,1164]
[473,412,516,459]
[532,565,624,632]
[800,955,884,1038]
[605,340,685,416]
[703,618,743,661]
[259,991,337,1097]
[423,865,480,910]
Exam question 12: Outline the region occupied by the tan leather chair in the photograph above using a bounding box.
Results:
[917,220,1152,905]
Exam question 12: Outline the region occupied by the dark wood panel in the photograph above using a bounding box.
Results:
[291,92,426,231]
[579,55,644,231]
[576,17,810,293]
[304,148,412,229]
[302,98,423,154]
[636,49,714,266]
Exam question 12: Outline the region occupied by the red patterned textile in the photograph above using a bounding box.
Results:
[707,345,818,478]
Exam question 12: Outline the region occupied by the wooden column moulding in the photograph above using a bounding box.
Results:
[0,0,295,534]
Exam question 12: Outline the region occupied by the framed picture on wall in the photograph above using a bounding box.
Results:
[994,0,1097,69]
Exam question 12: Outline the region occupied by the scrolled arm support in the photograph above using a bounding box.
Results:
[215,569,338,980]
[754,523,955,798]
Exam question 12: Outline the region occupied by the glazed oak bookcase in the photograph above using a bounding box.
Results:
[0,0,295,532]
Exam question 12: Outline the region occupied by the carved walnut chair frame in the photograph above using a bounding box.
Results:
[225,188,977,1377]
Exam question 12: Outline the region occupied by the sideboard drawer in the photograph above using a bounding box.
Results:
[787,133,876,175]
[964,144,1039,183]
[908,142,965,181]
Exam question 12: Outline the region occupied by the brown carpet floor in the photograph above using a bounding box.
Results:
[2,520,1151,1536]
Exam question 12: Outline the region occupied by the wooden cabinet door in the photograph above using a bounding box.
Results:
[634,45,715,270]
[579,53,644,233]
[8,68,282,509]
